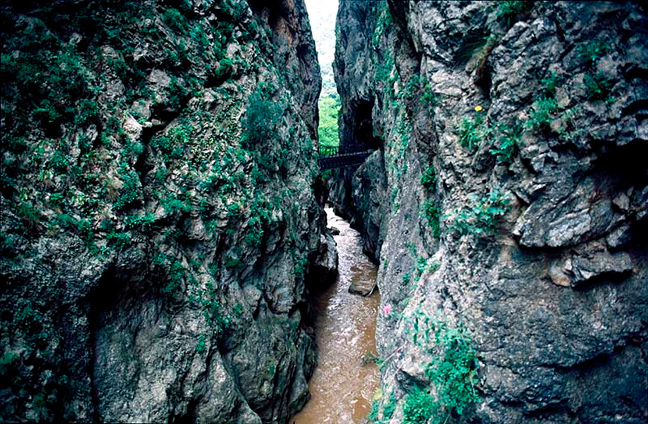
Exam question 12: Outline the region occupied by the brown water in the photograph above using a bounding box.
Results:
[292,208,380,424]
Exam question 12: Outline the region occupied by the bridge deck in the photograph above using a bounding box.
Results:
[319,151,372,170]
[318,144,374,170]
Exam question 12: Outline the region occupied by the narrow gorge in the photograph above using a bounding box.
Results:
[1,1,647,423]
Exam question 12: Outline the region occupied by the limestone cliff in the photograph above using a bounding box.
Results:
[333,1,648,422]
[0,0,329,422]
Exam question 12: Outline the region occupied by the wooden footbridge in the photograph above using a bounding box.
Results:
[318,144,373,170]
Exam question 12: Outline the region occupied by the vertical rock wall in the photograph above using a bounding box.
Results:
[334,1,648,422]
[0,0,326,422]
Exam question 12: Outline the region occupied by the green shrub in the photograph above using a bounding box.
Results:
[526,96,558,132]
[367,399,381,423]
[152,123,192,162]
[244,83,281,148]
[227,202,241,219]
[49,150,69,172]
[114,163,141,211]
[403,388,436,424]
[124,213,155,231]
[76,218,93,243]
[0,231,17,256]
[420,78,437,107]
[106,231,131,250]
[403,311,481,423]
[429,323,481,416]
[160,195,191,215]
[163,260,186,293]
[584,71,613,101]
[401,75,420,103]
[56,213,93,244]
[420,165,437,192]
[245,226,264,247]
[122,141,145,161]
[74,99,99,125]
[0,352,20,377]
[447,189,510,236]
[578,42,610,67]
[496,1,533,27]
[373,0,393,48]
[414,256,439,281]
[540,71,558,97]
[195,334,207,353]
[458,112,488,152]
[423,200,441,238]
[163,8,189,34]
[489,123,521,164]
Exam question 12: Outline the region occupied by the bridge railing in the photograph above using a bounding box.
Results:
[318,144,370,156]
[319,151,372,171]
[319,145,339,156]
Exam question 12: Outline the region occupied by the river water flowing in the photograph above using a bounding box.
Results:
[292,207,380,423]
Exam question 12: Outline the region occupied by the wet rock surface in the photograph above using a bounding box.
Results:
[333,0,648,422]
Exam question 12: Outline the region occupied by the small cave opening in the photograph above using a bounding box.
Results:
[248,0,293,33]
[344,97,380,151]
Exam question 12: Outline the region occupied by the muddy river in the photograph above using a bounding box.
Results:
[292,207,380,423]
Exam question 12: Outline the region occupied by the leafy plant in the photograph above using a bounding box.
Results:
[458,111,488,152]
[423,200,441,238]
[195,334,207,353]
[152,123,192,162]
[540,71,558,97]
[114,163,141,211]
[49,150,69,172]
[163,8,189,34]
[0,352,20,377]
[244,82,281,148]
[420,78,437,108]
[420,165,437,192]
[106,231,131,250]
[403,310,481,423]
[367,391,397,424]
[124,213,155,231]
[489,122,522,164]
[401,75,420,104]
[496,1,534,27]
[584,71,613,101]
[578,42,610,67]
[372,0,393,48]
[245,225,264,247]
[526,96,558,132]
[403,388,436,424]
[160,194,191,216]
[163,260,187,294]
[447,189,510,236]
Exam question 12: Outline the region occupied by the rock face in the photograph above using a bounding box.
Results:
[0,1,328,422]
[334,1,648,423]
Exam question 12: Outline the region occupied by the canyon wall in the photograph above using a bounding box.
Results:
[333,1,648,422]
[0,0,330,422]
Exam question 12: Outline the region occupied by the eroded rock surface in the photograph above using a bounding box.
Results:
[0,1,329,422]
[334,1,648,422]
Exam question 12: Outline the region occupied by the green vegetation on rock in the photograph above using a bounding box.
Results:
[447,189,510,237]
[403,310,481,423]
